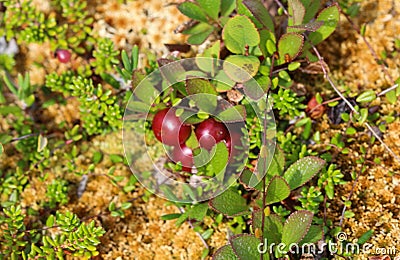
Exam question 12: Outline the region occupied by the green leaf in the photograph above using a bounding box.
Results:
[224,55,260,83]
[178,2,209,23]
[183,23,214,45]
[266,146,285,179]
[283,156,325,190]
[346,127,357,135]
[357,230,374,245]
[132,70,159,105]
[217,105,246,123]
[213,245,238,260]
[93,151,103,164]
[299,225,323,245]
[121,202,132,210]
[242,0,275,32]
[209,189,249,216]
[46,215,55,227]
[265,176,291,204]
[201,229,214,240]
[302,0,321,23]
[187,203,209,220]
[259,29,276,56]
[220,0,236,17]
[210,142,229,175]
[356,90,376,103]
[277,33,304,64]
[252,210,283,244]
[196,40,221,74]
[37,135,48,152]
[230,235,261,259]
[0,143,3,156]
[282,210,313,247]
[222,15,260,54]
[308,4,340,45]
[197,0,221,20]
[186,78,218,113]
[161,213,181,221]
[385,90,397,104]
[288,0,305,26]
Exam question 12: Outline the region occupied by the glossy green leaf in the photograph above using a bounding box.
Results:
[283,156,325,190]
[178,2,209,22]
[265,176,291,204]
[224,55,260,83]
[161,213,181,221]
[209,189,249,216]
[197,0,220,20]
[252,210,283,244]
[282,210,313,247]
[259,29,276,56]
[277,33,304,64]
[213,245,238,260]
[242,0,275,32]
[356,90,376,103]
[308,4,340,45]
[222,15,260,54]
[230,235,261,259]
[217,105,246,123]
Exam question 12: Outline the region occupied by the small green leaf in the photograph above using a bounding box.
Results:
[224,55,260,83]
[196,40,221,74]
[346,127,357,135]
[265,176,291,204]
[161,213,182,221]
[121,202,132,210]
[385,90,397,104]
[213,245,238,260]
[299,225,323,245]
[288,0,305,26]
[356,90,376,103]
[230,235,261,260]
[209,189,249,217]
[178,2,209,23]
[210,142,229,175]
[252,210,283,244]
[183,23,214,45]
[357,230,374,245]
[186,78,218,113]
[222,15,260,54]
[93,151,103,164]
[283,156,325,190]
[0,143,3,156]
[308,4,340,45]
[242,0,275,32]
[197,0,221,20]
[288,62,301,71]
[217,105,246,123]
[187,203,209,220]
[282,210,313,247]
[46,215,55,227]
[201,229,214,240]
[37,135,48,152]
[277,33,304,64]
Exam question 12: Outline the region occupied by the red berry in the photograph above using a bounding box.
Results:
[172,144,193,172]
[195,118,228,150]
[152,108,191,146]
[56,49,71,63]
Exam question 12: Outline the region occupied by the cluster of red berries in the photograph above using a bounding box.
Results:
[151,108,239,172]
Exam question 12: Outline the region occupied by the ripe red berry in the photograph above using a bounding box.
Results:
[56,49,71,63]
[195,118,228,150]
[172,144,193,172]
[152,108,191,146]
